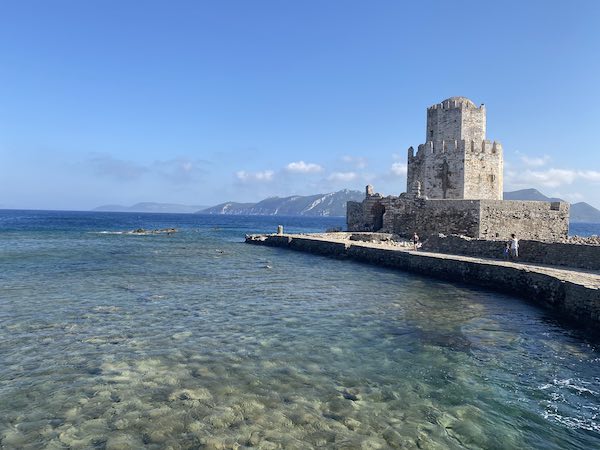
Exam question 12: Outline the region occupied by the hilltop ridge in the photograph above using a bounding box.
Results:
[198,190,364,217]
[90,189,600,222]
[198,188,600,222]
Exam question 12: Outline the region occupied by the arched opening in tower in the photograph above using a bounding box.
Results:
[371,203,385,231]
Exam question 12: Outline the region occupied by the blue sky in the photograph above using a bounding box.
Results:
[1,0,599,210]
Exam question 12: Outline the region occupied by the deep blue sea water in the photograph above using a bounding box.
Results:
[1,210,599,449]
[570,222,600,237]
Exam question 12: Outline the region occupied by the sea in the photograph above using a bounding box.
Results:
[1,210,599,449]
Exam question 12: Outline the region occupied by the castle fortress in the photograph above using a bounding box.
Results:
[409,97,503,201]
[347,97,570,241]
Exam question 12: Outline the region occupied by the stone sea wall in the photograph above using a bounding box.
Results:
[246,234,600,331]
[421,234,600,271]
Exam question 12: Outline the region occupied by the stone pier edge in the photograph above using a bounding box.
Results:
[246,234,600,333]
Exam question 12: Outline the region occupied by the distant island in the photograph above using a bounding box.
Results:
[92,189,600,223]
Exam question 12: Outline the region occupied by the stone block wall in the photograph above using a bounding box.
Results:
[426,98,485,142]
[346,201,364,231]
[348,196,481,237]
[463,141,503,200]
[408,142,466,199]
[478,200,569,241]
[384,198,481,238]
[421,234,600,271]
[407,140,503,200]
[347,194,388,232]
[348,195,569,241]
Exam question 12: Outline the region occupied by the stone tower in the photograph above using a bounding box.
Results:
[407,96,503,200]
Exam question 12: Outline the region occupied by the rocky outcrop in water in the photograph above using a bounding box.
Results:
[129,228,177,235]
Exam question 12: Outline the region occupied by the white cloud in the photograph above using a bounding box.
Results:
[342,155,367,169]
[391,162,407,176]
[514,168,600,188]
[579,170,600,182]
[285,161,323,173]
[235,170,274,182]
[327,171,357,182]
[519,154,550,167]
[522,168,577,188]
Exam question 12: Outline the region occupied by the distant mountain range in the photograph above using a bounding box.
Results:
[503,189,600,223]
[92,202,207,213]
[92,189,600,223]
[503,188,564,202]
[199,190,364,217]
[198,188,600,223]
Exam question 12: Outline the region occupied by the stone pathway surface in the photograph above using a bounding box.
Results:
[285,233,600,290]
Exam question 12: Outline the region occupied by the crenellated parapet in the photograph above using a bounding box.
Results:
[427,96,485,112]
[408,140,502,201]
[425,96,486,143]
[410,139,502,159]
[475,140,502,155]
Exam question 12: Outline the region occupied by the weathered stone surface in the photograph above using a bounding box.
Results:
[246,233,600,331]
[288,236,348,257]
[421,234,600,271]
[347,196,569,241]
[478,200,569,240]
[408,97,502,200]
[568,235,600,245]
[426,97,485,143]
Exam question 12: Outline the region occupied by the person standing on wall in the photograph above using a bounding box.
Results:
[509,234,519,259]
[413,232,420,251]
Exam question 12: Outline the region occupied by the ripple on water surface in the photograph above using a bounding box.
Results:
[0,211,599,449]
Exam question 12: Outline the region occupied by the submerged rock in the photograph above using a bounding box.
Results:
[342,389,361,402]
[129,228,177,235]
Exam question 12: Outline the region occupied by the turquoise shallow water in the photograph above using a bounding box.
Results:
[1,210,599,449]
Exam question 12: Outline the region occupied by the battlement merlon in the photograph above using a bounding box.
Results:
[412,140,502,157]
[427,98,485,111]
[481,140,502,155]
[425,96,486,143]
